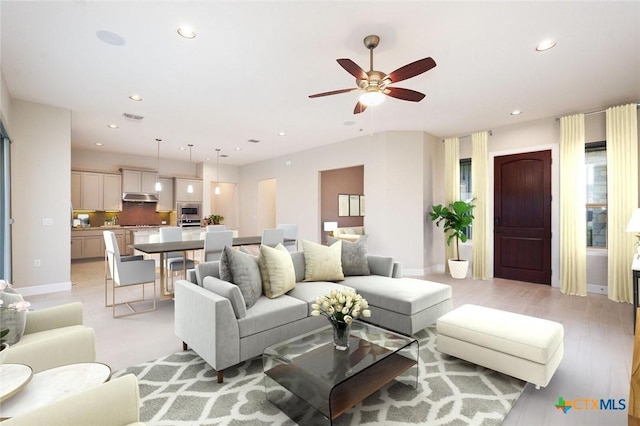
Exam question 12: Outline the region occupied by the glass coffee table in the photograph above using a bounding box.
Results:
[263,321,418,425]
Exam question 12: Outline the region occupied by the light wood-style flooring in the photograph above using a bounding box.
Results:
[24,259,632,426]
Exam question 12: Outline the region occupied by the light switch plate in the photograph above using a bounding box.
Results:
[42,217,53,226]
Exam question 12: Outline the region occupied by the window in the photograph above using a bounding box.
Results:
[460,158,472,239]
[586,141,607,248]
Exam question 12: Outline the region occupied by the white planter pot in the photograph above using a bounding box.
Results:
[448,259,469,279]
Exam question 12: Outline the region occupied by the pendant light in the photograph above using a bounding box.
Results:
[187,144,194,193]
[214,148,221,195]
[154,138,162,191]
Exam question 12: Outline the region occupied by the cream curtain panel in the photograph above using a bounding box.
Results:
[471,131,489,279]
[444,137,460,266]
[607,104,638,303]
[559,114,587,296]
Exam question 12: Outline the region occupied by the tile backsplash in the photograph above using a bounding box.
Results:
[73,204,171,227]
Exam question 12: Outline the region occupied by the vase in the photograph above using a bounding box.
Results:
[0,288,27,345]
[330,320,350,351]
[0,342,8,364]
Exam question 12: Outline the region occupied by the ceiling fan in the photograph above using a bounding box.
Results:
[309,35,436,114]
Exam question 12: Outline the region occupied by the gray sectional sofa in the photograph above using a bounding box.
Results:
[174,246,452,382]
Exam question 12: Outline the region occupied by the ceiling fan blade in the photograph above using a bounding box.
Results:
[309,88,357,98]
[337,58,367,80]
[388,57,436,83]
[353,102,367,114]
[384,87,426,102]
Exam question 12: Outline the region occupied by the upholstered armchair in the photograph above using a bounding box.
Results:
[2,374,143,426]
[3,302,96,373]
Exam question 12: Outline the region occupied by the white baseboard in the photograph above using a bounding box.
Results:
[586,284,607,295]
[404,265,444,277]
[16,281,72,296]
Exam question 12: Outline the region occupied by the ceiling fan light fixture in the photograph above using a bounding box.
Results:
[359,90,385,106]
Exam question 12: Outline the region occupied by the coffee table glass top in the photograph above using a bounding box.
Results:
[263,321,418,424]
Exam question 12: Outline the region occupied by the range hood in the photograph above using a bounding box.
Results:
[122,192,158,203]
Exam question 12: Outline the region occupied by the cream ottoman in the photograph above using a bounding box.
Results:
[436,304,564,389]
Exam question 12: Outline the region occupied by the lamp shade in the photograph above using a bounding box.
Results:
[323,221,338,232]
[627,208,640,233]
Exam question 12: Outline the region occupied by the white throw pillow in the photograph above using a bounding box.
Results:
[302,239,344,282]
[259,244,296,299]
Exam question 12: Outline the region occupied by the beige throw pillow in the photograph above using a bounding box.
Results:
[302,240,344,282]
[259,244,296,298]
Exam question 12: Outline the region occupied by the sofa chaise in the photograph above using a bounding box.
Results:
[174,240,452,382]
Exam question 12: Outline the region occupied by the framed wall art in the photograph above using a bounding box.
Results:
[349,195,360,217]
[338,194,350,217]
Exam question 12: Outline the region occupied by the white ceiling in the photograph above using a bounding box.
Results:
[2,1,639,166]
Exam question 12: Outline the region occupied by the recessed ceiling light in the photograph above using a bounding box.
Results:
[179,147,186,151]
[96,30,125,46]
[511,110,522,116]
[536,39,556,52]
[177,26,196,39]
[278,131,286,136]
[95,142,103,146]
[235,147,242,151]
[107,124,118,129]
[129,94,143,101]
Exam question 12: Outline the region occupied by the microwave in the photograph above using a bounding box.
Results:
[177,203,201,220]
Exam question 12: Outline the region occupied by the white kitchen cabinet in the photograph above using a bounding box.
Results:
[82,172,103,211]
[156,177,174,212]
[103,174,122,211]
[70,237,83,259]
[141,171,158,193]
[174,178,203,203]
[71,172,82,210]
[71,171,121,211]
[122,169,158,194]
[71,229,125,259]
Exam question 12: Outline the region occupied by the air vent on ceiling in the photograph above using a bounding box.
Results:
[123,113,144,121]
[248,139,260,143]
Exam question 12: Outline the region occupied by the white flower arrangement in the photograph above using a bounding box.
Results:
[310,288,371,324]
[0,279,31,345]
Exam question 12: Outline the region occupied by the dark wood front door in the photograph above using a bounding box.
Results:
[494,150,552,284]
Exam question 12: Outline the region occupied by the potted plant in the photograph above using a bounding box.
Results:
[209,214,224,225]
[429,200,475,279]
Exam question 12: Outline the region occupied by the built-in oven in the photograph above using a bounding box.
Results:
[177,203,202,227]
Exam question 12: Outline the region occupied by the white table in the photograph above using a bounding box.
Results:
[0,362,111,419]
[0,364,33,403]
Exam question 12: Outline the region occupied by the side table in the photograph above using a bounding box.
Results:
[0,362,111,419]
[0,364,33,403]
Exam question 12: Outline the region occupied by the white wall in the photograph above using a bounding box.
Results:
[201,161,240,219]
[239,131,435,271]
[11,100,71,294]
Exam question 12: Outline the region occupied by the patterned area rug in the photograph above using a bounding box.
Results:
[113,326,526,426]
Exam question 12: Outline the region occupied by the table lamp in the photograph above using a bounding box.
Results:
[626,208,640,258]
[324,221,338,237]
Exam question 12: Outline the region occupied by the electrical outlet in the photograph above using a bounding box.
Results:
[33,259,41,267]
